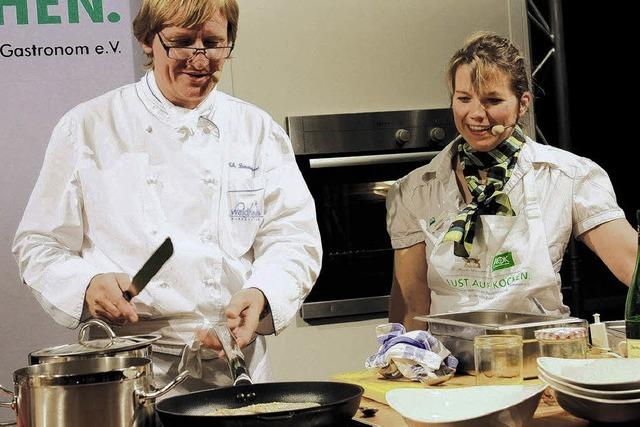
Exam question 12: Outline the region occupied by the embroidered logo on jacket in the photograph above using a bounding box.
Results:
[230,201,262,221]
[229,162,259,172]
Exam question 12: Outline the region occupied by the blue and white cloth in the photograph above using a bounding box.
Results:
[366,323,458,385]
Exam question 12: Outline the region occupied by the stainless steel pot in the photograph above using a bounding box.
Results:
[28,319,159,364]
[0,357,187,427]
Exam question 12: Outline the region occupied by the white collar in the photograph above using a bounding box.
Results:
[141,70,219,131]
[420,136,462,182]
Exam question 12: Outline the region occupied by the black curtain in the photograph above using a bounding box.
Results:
[531,1,635,320]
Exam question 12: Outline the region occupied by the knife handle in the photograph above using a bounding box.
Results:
[122,290,134,302]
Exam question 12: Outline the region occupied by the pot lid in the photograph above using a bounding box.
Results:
[30,319,161,359]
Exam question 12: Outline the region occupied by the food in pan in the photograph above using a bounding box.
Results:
[208,401,321,416]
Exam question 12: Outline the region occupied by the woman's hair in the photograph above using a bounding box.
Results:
[133,0,239,60]
[446,31,530,100]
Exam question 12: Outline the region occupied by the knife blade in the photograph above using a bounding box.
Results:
[123,237,174,302]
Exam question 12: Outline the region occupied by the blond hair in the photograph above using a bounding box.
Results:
[133,0,239,63]
[447,31,530,100]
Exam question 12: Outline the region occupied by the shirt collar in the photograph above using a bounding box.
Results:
[137,70,220,129]
[503,135,570,192]
[420,135,463,182]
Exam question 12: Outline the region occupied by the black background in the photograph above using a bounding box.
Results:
[530,1,636,321]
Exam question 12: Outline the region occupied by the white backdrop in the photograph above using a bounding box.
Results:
[0,0,142,388]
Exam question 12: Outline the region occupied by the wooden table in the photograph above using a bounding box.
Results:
[334,371,590,426]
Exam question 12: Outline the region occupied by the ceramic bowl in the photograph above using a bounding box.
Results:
[537,357,640,390]
[547,384,640,423]
[538,368,640,399]
[385,384,546,427]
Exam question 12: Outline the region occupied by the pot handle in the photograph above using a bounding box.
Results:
[0,384,16,426]
[134,369,190,405]
[78,318,117,347]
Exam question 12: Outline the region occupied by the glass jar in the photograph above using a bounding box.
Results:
[534,327,588,359]
[474,334,523,385]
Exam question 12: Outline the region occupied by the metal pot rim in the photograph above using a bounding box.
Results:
[14,357,151,387]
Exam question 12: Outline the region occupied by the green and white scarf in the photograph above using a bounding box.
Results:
[443,126,526,257]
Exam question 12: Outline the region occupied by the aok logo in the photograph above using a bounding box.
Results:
[0,0,120,25]
[492,251,515,272]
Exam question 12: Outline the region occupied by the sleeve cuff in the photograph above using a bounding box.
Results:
[244,266,302,335]
[25,260,102,329]
[390,232,425,249]
[574,208,625,239]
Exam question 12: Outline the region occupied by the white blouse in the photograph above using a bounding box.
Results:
[387,137,625,274]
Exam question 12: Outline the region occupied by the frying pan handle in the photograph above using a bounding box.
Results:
[0,384,16,426]
[211,324,254,386]
[232,366,252,386]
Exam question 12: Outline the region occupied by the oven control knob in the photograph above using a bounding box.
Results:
[395,129,411,145]
[429,127,446,143]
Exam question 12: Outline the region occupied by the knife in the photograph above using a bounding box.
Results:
[123,237,174,302]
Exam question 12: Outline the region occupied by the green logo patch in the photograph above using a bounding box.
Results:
[492,251,515,271]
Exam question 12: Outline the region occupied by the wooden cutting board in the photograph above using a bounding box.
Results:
[331,369,543,404]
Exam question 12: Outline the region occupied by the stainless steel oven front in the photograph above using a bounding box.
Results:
[287,109,456,320]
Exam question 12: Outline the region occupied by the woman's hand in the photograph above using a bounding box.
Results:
[85,273,139,324]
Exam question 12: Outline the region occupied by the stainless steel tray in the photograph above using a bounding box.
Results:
[416,310,588,379]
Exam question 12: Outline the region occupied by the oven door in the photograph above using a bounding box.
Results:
[298,150,439,320]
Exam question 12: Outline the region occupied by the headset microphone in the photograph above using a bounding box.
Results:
[491,123,517,136]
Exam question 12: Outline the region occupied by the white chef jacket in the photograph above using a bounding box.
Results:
[386,136,625,314]
[13,71,322,354]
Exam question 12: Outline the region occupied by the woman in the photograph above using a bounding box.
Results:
[12,0,321,391]
[386,32,636,331]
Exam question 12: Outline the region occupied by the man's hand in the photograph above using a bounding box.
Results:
[225,288,266,348]
[85,273,139,324]
[197,288,266,352]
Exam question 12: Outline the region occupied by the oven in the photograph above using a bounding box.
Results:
[286,109,457,320]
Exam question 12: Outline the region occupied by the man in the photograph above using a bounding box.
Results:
[13,0,321,391]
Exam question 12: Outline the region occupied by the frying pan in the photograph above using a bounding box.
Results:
[156,381,363,426]
[156,326,363,426]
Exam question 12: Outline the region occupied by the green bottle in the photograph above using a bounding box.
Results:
[625,210,640,358]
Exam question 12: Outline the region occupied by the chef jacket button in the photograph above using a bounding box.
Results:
[149,229,157,236]
[200,230,214,242]
[203,278,216,287]
[177,126,194,138]
[145,126,153,133]
[159,281,170,289]
[202,177,217,186]
[203,127,211,135]
[146,176,157,185]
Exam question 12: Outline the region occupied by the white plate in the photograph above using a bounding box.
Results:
[538,369,640,400]
[542,380,640,423]
[385,384,545,427]
[537,357,640,390]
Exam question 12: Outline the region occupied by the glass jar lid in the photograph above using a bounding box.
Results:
[534,327,587,340]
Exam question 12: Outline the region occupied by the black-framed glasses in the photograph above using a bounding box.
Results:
[157,32,233,60]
